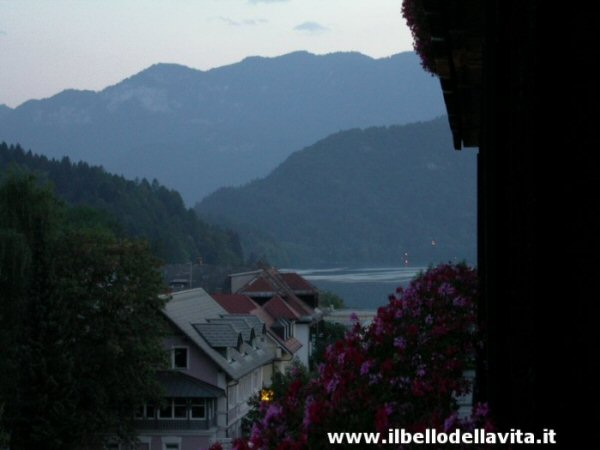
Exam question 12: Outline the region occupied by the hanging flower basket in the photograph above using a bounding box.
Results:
[402,0,437,73]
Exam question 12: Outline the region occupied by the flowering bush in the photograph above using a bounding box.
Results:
[402,0,436,73]
[233,263,491,449]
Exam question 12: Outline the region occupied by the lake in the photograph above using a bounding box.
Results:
[287,266,427,309]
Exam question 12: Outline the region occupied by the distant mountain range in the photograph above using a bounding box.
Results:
[0,51,444,203]
[196,117,477,266]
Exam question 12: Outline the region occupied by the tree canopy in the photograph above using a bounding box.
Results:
[0,173,168,450]
[0,142,244,265]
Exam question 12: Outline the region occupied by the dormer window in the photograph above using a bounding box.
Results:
[172,347,188,369]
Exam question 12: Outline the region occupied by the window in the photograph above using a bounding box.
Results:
[174,398,187,419]
[162,437,181,450]
[135,404,156,419]
[159,401,173,419]
[172,347,188,369]
[146,404,156,419]
[159,398,189,419]
[190,399,206,419]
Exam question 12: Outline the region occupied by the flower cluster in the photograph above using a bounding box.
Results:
[233,263,490,449]
[401,0,436,73]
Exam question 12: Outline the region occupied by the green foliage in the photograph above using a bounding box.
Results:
[242,361,310,435]
[310,321,347,368]
[0,142,244,265]
[318,290,345,309]
[0,173,168,450]
[197,118,477,266]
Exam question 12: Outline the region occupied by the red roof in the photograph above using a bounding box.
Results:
[285,294,313,317]
[212,294,258,314]
[241,276,277,293]
[280,272,317,292]
[263,295,301,320]
[284,337,303,353]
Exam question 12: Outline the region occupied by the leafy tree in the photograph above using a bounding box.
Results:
[0,173,167,450]
[310,321,347,368]
[0,142,244,265]
[318,290,345,309]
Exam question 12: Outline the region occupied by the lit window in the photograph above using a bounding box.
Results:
[172,347,188,369]
[261,389,274,402]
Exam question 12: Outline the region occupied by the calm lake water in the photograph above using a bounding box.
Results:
[286,266,427,309]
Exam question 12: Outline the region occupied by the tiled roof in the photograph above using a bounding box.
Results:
[241,276,277,294]
[280,272,317,292]
[192,323,242,349]
[223,314,266,336]
[212,294,258,314]
[162,288,275,379]
[207,317,255,342]
[234,269,317,319]
[285,294,313,317]
[157,370,223,398]
[263,295,301,320]
[284,337,303,353]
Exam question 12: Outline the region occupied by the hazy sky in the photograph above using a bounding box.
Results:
[0,0,414,108]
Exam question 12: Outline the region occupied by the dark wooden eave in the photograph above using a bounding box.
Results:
[423,0,484,149]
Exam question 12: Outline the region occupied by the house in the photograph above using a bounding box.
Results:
[131,288,277,450]
[226,268,322,367]
[212,293,302,373]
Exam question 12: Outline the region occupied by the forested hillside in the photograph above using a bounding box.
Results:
[0,142,243,264]
[197,118,477,266]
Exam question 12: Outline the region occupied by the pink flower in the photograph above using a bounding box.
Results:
[325,377,339,394]
[393,336,406,350]
[360,360,373,375]
[443,412,459,432]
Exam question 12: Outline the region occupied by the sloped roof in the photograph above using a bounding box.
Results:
[234,268,317,320]
[207,317,256,342]
[223,314,266,336]
[284,337,303,353]
[157,370,224,398]
[263,295,301,320]
[212,294,275,326]
[212,294,259,314]
[285,294,314,317]
[280,272,318,292]
[193,323,243,348]
[162,288,275,380]
[241,276,278,294]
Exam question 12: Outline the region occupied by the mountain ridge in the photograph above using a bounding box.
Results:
[0,51,444,204]
[196,117,477,266]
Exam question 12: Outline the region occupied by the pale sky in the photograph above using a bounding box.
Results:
[0,0,414,108]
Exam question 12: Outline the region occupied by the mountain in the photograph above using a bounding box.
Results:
[0,142,243,265]
[0,51,444,204]
[196,117,477,266]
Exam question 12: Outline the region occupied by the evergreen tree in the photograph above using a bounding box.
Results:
[0,173,167,450]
